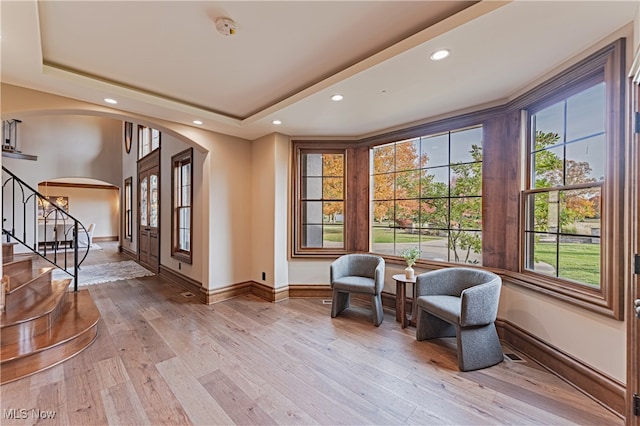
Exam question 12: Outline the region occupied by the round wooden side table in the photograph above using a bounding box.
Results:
[392,273,417,328]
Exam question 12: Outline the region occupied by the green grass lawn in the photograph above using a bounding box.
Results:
[325,226,598,286]
[372,228,440,243]
[322,225,344,242]
[323,225,441,244]
[534,242,600,287]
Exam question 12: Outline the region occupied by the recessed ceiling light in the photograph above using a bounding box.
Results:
[430,49,450,61]
[272,120,282,125]
[193,120,203,125]
[330,94,343,102]
[104,98,118,104]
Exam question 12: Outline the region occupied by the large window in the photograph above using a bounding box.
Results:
[171,148,193,263]
[293,147,346,255]
[289,39,625,319]
[524,81,604,288]
[519,39,624,319]
[371,126,483,264]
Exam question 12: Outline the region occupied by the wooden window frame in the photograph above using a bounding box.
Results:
[171,148,193,264]
[369,126,484,264]
[509,39,625,320]
[138,125,161,159]
[124,177,133,242]
[292,142,350,256]
[289,39,626,320]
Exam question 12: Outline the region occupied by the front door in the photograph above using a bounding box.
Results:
[138,150,160,272]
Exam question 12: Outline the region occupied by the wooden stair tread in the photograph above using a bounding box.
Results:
[2,255,33,268]
[1,289,100,362]
[5,267,53,294]
[1,279,70,327]
[3,252,35,260]
[2,257,33,282]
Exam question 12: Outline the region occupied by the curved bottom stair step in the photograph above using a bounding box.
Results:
[1,279,72,346]
[0,289,100,385]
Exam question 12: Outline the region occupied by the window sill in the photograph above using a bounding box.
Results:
[171,252,192,264]
[501,270,621,320]
[291,248,351,258]
[375,254,621,320]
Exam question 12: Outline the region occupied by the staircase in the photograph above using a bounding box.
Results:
[0,242,100,384]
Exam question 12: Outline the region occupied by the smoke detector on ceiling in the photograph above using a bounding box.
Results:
[215,17,237,37]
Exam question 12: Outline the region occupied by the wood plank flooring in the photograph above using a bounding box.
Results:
[0,243,622,425]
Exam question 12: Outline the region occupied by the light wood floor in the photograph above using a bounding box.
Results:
[1,242,622,425]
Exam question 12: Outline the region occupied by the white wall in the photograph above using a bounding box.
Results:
[273,133,290,289]
[201,133,252,289]
[1,113,121,253]
[2,114,122,188]
[118,119,243,289]
[499,282,626,382]
[251,134,276,287]
[1,84,255,291]
[158,131,205,283]
[37,184,119,239]
[250,133,290,289]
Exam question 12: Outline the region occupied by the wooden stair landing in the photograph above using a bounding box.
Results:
[1,243,100,385]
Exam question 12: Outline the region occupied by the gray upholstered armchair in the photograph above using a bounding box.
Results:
[415,267,503,371]
[330,254,385,326]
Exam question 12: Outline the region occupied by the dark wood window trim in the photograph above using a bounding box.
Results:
[292,142,353,257]
[512,39,625,320]
[360,114,495,269]
[290,39,626,321]
[368,126,484,264]
[171,148,193,264]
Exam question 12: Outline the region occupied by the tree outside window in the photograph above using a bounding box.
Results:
[299,151,345,250]
[371,126,483,264]
[524,82,605,288]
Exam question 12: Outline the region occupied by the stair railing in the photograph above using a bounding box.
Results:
[2,166,90,292]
